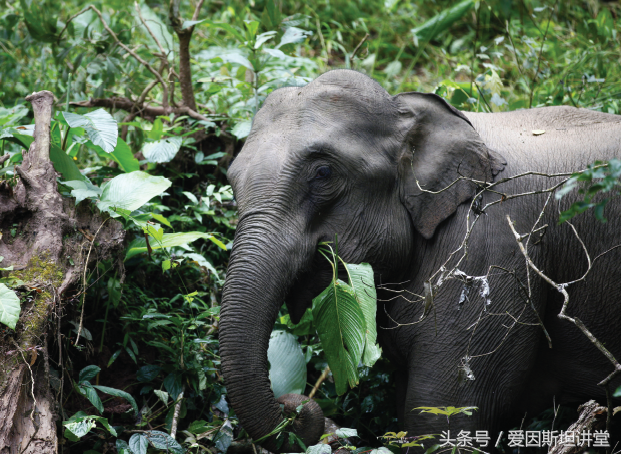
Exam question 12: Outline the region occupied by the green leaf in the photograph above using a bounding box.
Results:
[64,180,102,204]
[268,331,307,397]
[137,364,161,382]
[64,417,96,441]
[111,138,140,172]
[184,19,246,43]
[0,283,20,330]
[312,279,365,395]
[79,365,101,383]
[154,389,169,405]
[116,439,131,454]
[107,349,122,367]
[63,109,118,153]
[107,277,122,307]
[336,428,358,438]
[142,137,182,163]
[346,263,381,367]
[306,444,332,454]
[148,118,164,141]
[277,27,313,48]
[129,433,149,454]
[97,171,171,216]
[92,385,138,415]
[188,420,211,434]
[231,120,252,140]
[125,232,216,259]
[144,430,185,454]
[411,0,474,44]
[163,373,183,400]
[93,416,117,436]
[50,144,85,182]
[76,383,104,414]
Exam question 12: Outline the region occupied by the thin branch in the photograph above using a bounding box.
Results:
[135,2,168,58]
[506,215,621,370]
[192,0,206,21]
[308,366,330,399]
[59,6,169,108]
[350,33,370,60]
[70,97,212,123]
[75,218,109,345]
[529,0,559,108]
[170,387,185,439]
[505,20,525,79]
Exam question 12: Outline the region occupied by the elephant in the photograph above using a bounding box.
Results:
[219,69,621,452]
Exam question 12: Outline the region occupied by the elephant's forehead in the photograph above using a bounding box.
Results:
[229,82,397,194]
[257,83,392,128]
[250,85,397,152]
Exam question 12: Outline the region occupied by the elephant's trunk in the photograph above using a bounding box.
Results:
[220,216,325,452]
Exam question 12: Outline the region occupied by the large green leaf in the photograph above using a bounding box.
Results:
[142,137,182,163]
[92,385,139,415]
[97,171,171,216]
[410,0,474,44]
[0,283,21,330]
[268,331,307,398]
[126,232,222,259]
[63,109,118,153]
[312,279,365,395]
[346,263,381,367]
[50,144,85,182]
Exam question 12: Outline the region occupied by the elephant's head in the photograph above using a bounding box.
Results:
[219,70,504,451]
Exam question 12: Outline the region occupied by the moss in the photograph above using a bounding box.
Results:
[11,252,64,288]
[8,252,65,350]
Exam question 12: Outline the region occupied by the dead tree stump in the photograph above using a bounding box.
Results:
[0,91,125,453]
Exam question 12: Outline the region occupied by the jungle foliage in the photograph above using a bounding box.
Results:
[0,0,620,453]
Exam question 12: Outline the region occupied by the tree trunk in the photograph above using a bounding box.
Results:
[0,91,125,452]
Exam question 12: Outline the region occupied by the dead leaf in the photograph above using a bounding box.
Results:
[532,129,546,135]
[29,350,37,366]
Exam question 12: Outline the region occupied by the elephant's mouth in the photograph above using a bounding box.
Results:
[284,248,345,324]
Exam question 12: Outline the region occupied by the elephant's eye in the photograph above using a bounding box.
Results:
[314,166,331,179]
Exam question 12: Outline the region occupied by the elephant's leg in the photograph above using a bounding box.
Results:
[402,324,542,442]
[394,369,408,425]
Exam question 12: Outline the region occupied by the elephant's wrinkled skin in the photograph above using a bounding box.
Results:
[219,70,621,451]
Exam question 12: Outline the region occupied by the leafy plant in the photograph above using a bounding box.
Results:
[556,159,621,223]
[311,242,381,395]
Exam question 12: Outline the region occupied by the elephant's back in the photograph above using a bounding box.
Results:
[463,106,621,174]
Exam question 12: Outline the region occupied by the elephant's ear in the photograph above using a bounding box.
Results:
[395,92,506,239]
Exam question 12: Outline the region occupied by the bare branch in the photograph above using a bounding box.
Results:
[506,215,621,371]
[135,2,168,58]
[70,97,212,123]
[59,6,169,108]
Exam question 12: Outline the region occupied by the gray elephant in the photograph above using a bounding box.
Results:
[219,69,621,451]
